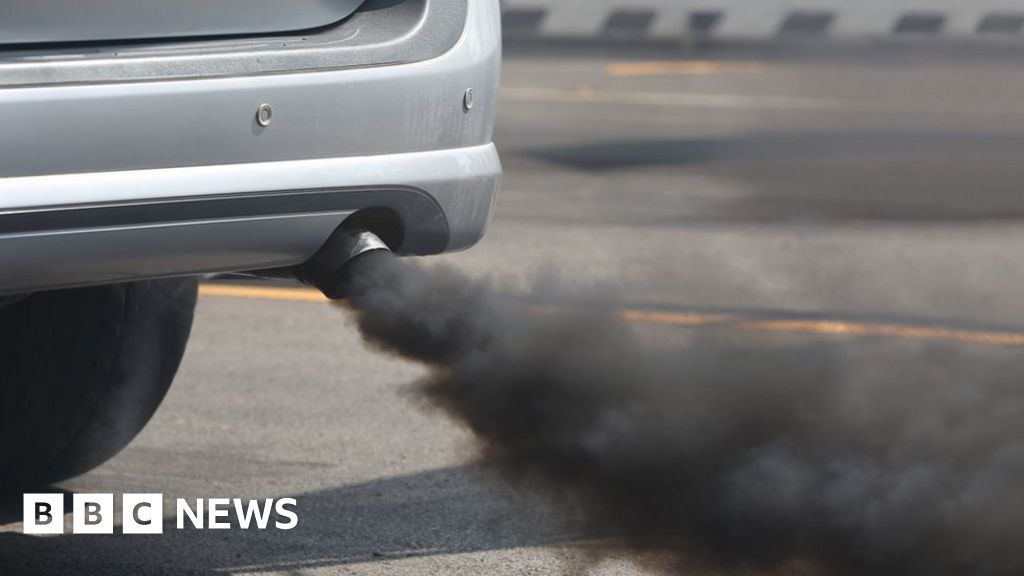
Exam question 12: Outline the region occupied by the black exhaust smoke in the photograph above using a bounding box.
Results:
[338,254,1024,576]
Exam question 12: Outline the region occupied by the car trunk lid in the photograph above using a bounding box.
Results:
[0,0,366,45]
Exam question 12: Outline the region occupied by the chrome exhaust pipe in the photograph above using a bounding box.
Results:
[295,228,392,300]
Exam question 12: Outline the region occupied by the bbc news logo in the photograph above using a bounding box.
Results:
[23,494,298,534]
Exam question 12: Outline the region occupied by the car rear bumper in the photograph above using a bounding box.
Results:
[0,0,501,294]
[0,145,500,294]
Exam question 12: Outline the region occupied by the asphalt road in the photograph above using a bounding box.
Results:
[5,46,1024,574]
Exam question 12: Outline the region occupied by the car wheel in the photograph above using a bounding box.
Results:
[0,278,198,492]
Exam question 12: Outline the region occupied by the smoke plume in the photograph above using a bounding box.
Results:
[339,252,1024,576]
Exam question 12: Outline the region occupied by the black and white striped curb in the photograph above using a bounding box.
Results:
[501,1,1024,41]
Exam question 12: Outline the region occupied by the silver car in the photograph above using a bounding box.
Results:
[0,0,501,490]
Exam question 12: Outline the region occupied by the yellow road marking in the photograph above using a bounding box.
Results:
[741,320,1024,347]
[199,283,327,303]
[501,86,846,112]
[608,60,765,77]
[620,309,729,326]
[199,283,1024,347]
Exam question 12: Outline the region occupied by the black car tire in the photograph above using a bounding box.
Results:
[0,278,198,492]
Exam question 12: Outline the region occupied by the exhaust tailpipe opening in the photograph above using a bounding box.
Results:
[295,228,393,300]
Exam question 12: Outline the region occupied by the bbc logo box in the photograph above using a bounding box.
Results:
[22,494,64,535]
[23,493,163,535]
